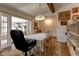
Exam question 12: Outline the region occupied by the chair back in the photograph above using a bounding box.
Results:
[10,30,27,51]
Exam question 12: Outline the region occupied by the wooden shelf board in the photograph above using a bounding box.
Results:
[69,31,79,37]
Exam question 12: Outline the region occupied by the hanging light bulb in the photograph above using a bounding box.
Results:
[35,4,45,21]
[35,15,45,21]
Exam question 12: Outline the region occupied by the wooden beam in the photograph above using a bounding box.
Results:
[47,3,55,13]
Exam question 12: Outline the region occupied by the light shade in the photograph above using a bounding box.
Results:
[35,15,45,21]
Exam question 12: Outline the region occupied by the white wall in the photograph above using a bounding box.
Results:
[39,15,57,37]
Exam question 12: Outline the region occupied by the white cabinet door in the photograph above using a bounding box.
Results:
[57,25,67,43]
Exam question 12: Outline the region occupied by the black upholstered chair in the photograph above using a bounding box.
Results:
[10,30,36,56]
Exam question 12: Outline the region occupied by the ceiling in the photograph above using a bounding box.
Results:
[0,3,70,17]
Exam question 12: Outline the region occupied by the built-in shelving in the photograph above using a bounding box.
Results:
[67,7,79,56]
[67,19,79,56]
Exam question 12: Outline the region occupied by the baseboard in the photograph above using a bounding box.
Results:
[57,39,67,43]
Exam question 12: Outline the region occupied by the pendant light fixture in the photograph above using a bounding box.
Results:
[35,4,45,21]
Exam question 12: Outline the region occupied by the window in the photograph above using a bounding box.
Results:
[12,16,32,35]
[1,16,8,46]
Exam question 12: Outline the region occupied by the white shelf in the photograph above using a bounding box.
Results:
[67,22,76,26]
[68,38,79,52]
[68,21,76,26]
[69,39,76,47]
[76,48,79,51]
[68,31,79,37]
[72,13,79,15]
[68,20,79,26]
[67,42,76,56]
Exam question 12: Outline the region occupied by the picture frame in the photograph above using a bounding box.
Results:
[72,7,79,13]
[58,11,70,21]
[34,21,38,29]
[61,20,68,25]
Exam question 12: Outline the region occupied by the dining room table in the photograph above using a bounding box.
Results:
[24,33,47,52]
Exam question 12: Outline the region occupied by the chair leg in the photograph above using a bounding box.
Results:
[25,52,27,56]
